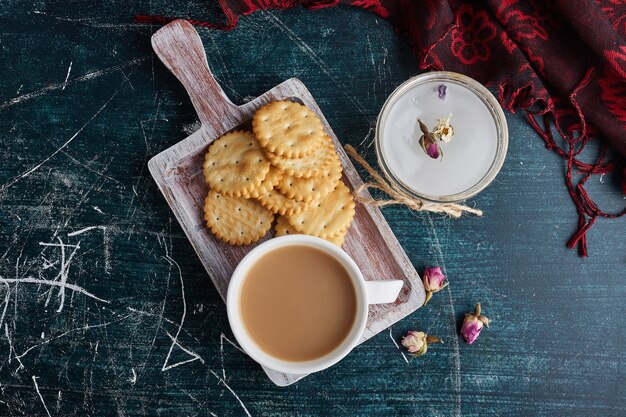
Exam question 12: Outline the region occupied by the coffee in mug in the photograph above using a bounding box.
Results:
[240,245,357,362]
[227,235,403,374]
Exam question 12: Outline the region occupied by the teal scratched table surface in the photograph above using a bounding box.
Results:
[0,2,625,416]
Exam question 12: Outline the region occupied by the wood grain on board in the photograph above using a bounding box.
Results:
[148,20,425,386]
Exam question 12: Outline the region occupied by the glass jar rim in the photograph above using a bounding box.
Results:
[375,71,509,203]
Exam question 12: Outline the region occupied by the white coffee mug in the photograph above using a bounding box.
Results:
[227,235,404,375]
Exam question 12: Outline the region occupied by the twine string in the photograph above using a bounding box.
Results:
[344,145,483,218]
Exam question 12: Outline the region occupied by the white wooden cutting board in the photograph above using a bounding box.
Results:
[147,19,425,387]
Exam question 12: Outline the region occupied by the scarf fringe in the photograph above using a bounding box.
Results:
[520,93,625,257]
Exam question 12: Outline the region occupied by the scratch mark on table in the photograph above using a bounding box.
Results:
[209,369,252,417]
[38,242,80,248]
[56,391,62,412]
[62,176,110,228]
[41,237,82,311]
[118,68,136,91]
[15,313,132,361]
[13,254,21,317]
[175,384,202,406]
[174,384,219,416]
[161,255,203,371]
[205,31,242,101]
[212,332,253,414]
[33,10,147,29]
[0,235,19,265]
[0,283,10,328]
[565,315,610,365]
[54,146,119,184]
[262,11,368,117]
[0,57,146,110]
[130,246,172,380]
[126,98,163,239]
[14,114,122,186]
[482,285,508,299]
[0,90,119,194]
[220,333,245,380]
[10,226,59,285]
[358,126,375,152]
[5,323,25,371]
[366,34,375,70]
[388,327,409,364]
[0,276,109,307]
[32,376,52,417]
[62,61,73,90]
[68,226,111,274]
[163,330,205,369]
[126,307,183,335]
[150,49,155,89]
[425,212,461,417]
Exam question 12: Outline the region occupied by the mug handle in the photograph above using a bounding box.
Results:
[364,280,404,304]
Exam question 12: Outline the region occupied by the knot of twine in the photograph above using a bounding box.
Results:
[344,145,483,218]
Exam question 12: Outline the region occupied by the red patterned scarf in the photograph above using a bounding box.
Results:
[136,0,626,257]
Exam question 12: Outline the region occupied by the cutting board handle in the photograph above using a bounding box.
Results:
[151,19,238,128]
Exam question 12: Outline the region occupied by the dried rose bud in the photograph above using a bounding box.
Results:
[401,330,443,357]
[461,303,490,344]
[423,141,441,159]
[433,114,454,143]
[422,267,448,306]
[418,119,442,160]
[438,84,447,100]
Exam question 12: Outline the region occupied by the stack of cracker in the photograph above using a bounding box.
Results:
[203,100,355,247]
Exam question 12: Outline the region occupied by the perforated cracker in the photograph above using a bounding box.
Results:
[256,188,310,216]
[274,216,345,247]
[203,130,271,197]
[265,137,335,179]
[244,165,283,199]
[277,164,342,203]
[286,181,355,239]
[204,190,273,245]
[274,215,301,237]
[252,101,325,158]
